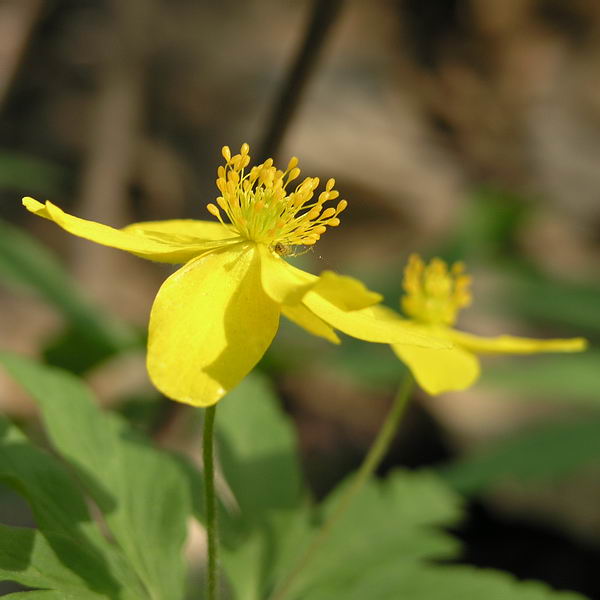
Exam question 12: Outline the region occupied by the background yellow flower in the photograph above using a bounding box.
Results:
[390,255,587,395]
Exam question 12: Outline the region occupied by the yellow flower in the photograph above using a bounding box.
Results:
[23,144,447,406]
[389,254,587,395]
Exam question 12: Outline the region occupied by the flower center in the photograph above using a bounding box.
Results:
[401,254,472,326]
[206,143,347,248]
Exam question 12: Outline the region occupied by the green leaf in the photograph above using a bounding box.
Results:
[0,524,128,599]
[481,352,600,405]
[0,352,190,600]
[282,471,585,600]
[217,373,303,525]
[0,152,66,195]
[301,563,587,600]
[0,418,145,598]
[215,374,307,599]
[0,219,139,371]
[500,269,600,335]
[2,592,69,599]
[440,418,600,495]
[0,417,100,543]
[286,470,462,599]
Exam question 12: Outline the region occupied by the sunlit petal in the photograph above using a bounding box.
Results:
[310,270,382,310]
[282,303,340,344]
[23,197,229,263]
[450,330,588,355]
[123,219,238,243]
[392,333,480,395]
[147,244,279,406]
[258,245,317,304]
[302,297,450,348]
[258,245,382,310]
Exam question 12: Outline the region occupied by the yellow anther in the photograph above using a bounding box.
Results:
[206,143,347,249]
[207,204,220,218]
[401,254,472,326]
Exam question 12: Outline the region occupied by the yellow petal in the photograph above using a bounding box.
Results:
[23,197,229,263]
[123,219,239,243]
[147,244,279,406]
[258,244,382,309]
[449,329,588,355]
[391,326,480,394]
[310,270,382,310]
[258,245,317,304]
[281,303,341,344]
[301,296,450,348]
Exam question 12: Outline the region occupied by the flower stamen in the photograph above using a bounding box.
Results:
[401,254,472,326]
[207,144,347,248]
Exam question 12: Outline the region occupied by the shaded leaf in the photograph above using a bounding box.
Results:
[0,352,190,600]
[0,524,131,599]
[440,418,600,495]
[217,373,303,526]
[215,374,307,600]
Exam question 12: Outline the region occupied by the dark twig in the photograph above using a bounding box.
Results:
[257,0,345,162]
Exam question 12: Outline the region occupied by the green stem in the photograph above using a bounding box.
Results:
[203,405,218,600]
[269,374,414,600]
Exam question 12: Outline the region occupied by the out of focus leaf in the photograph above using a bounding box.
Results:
[0,352,190,600]
[0,152,66,196]
[300,563,586,600]
[500,269,600,335]
[0,219,139,371]
[330,336,406,387]
[1,592,68,599]
[481,351,600,404]
[440,418,600,495]
[442,186,529,263]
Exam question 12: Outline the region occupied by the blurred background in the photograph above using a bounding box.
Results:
[1,0,599,596]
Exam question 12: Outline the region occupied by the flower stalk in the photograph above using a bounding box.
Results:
[203,405,218,600]
[269,374,415,600]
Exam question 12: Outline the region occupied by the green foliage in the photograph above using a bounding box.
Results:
[0,152,66,196]
[499,269,600,335]
[0,219,140,372]
[0,352,191,600]
[215,375,309,600]
[481,351,600,405]
[0,353,590,599]
[0,524,128,600]
[214,372,587,600]
[441,418,600,495]
[300,564,584,600]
